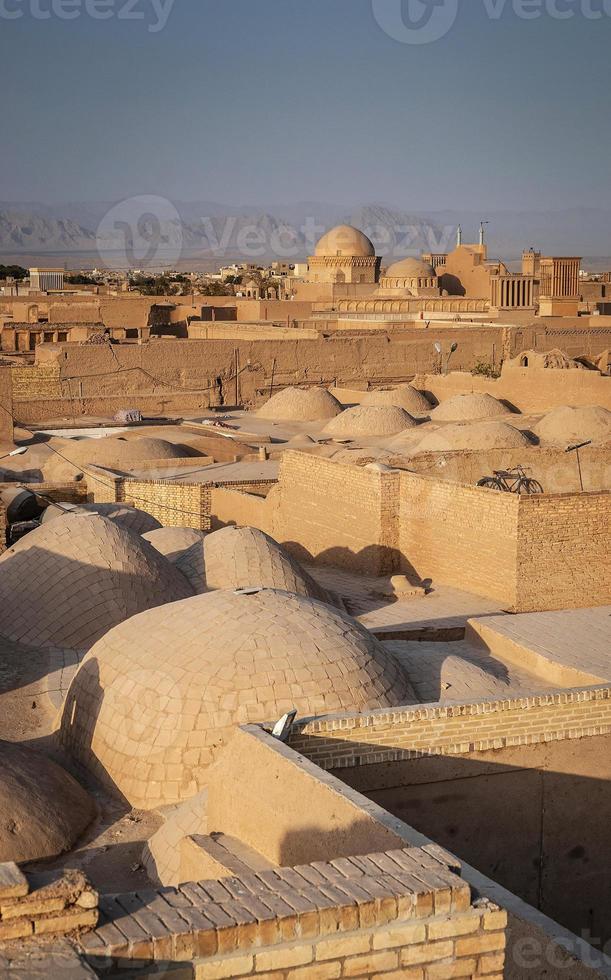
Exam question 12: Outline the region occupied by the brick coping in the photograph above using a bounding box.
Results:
[77,847,472,967]
[289,684,611,736]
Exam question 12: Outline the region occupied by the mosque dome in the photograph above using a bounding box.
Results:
[42,502,162,535]
[59,588,415,807]
[384,258,436,279]
[0,741,95,863]
[323,405,418,440]
[315,225,375,258]
[0,515,193,651]
[431,393,513,422]
[257,386,343,421]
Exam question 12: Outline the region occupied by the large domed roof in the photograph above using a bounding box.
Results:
[363,385,432,415]
[257,386,342,421]
[42,502,162,535]
[323,405,418,440]
[535,405,611,446]
[431,393,513,422]
[43,435,188,482]
[59,588,414,807]
[315,225,375,258]
[384,257,436,279]
[145,525,335,605]
[0,741,95,863]
[201,526,334,605]
[415,420,531,453]
[0,515,193,651]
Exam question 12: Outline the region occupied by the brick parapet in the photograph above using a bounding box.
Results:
[76,848,506,978]
[287,686,611,769]
[86,468,276,530]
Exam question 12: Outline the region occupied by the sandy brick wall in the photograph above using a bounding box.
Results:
[0,368,13,444]
[288,687,611,772]
[0,865,97,944]
[210,486,274,533]
[89,470,277,531]
[398,472,519,606]
[402,445,611,494]
[193,907,505,980]
[515,491,611,611]
[274,453,400,576]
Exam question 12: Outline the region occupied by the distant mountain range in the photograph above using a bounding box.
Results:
[0,200,609,271]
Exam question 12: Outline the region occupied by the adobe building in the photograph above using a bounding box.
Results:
[292,223,585,321]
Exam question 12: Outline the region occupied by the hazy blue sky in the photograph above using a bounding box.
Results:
[1,0,610,209]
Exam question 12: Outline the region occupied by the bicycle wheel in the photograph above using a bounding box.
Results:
[517,478,544,495]
[477,477,503,491]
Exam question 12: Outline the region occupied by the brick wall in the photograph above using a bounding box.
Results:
[222,455,608,611]
[77,848,506,980]
[191,905,506,980]
[210,486,274,533]
[0,865,97,944]
[274,453,401,576]
[398,472,519,607]
[88,469,277,531]
[515,491,611,611]
[400,445,611,494]
[0,368,13,444]
[288,686,611,771]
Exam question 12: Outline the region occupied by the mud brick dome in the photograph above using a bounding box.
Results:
[416,420,531,452]
[59,588,415,808]
[42,502,162,535]
[535,405,611,445]
[199,526,334,604]
[0,514,192,651]
[43,435,188,481]
[431,393,513,422]
[256,385,343,421]
[323,405,418,439]
[0,741,95,863]
[362,385,432,415]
